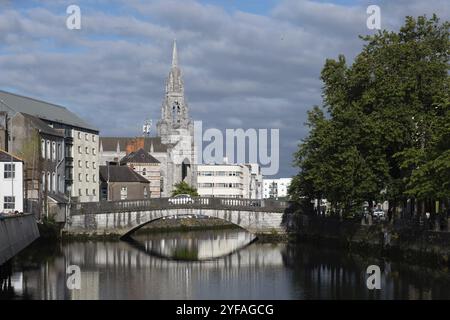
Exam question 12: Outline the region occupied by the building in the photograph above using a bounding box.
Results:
[263,178,292,199]
[99,165,150,201]
[197,163,262,199]
[246,163,263,200]
[99,40,196,197]
[119,148,161,198]
[0,90,100,204]
[0,150,23,213]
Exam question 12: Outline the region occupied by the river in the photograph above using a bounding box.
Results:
[1,228,449,300]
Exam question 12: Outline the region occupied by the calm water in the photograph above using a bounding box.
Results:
[1,228,450,300]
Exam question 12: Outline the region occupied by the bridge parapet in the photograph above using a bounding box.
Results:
[70,197,288,216]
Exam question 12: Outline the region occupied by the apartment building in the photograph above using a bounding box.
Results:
[0,90,99,204]
[196,163,262,199]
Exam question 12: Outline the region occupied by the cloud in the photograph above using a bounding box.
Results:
[0,0,448,177]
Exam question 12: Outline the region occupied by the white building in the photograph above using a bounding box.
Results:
[197,163,262,199]
[0,150,23,213]
[263,178,292,199]
[72,129,100,202]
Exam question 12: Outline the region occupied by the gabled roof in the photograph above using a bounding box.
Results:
[100,136,167,153]
[0,90,98,132]
[99,165,149,183]
[19,112,64,137]
[120,148,160,165]
[0,149,22,162]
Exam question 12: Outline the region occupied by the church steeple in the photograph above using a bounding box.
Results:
[158,40,190,134]
[172,39,178,68]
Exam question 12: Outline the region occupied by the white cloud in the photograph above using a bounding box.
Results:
[0,0,448,177]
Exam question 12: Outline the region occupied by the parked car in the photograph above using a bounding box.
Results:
[168,194,194,205]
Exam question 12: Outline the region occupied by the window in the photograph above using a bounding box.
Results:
[78,146,81,154]
[46,140,51,159]
[78,189,82,196]
[142,168,146,176]
[77,132,81,139]
[52,173,56,192]
[93,174,96,183]
[93,162,96,169]
[78,173,82,182]
[86,161,89,168]
[78,160,82,167]
[52,142,56,161]
[85,133,88,141]
[86,188,89,196]
[92,189,96,196]
[85,147,89,154]
[92,148,96,155]
[3,196,15,210]
[144,187,148,199]
[92,135,96,142]
[41,139,45,159]
[86,174,89,182]
[57,174,60,193]
[120,186,127,200]
[47,172,51,192]
[4,164,15,179]
[42,172,46,190]
[58,143,62,161]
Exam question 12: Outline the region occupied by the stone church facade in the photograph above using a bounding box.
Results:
[99,41,197,197]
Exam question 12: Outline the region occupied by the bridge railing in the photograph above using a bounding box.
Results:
[70,197,288,216]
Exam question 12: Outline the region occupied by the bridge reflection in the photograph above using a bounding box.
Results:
[125,229,257,261]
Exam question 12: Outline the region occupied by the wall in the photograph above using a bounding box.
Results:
[0,214,40,265]
[109,181,149,201]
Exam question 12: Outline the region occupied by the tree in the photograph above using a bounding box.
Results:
[171,181,199,197]
[290,15,449,217]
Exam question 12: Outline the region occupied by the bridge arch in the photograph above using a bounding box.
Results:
[65,197,288,238]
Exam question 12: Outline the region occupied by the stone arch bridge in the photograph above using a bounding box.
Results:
[65,197,289,238]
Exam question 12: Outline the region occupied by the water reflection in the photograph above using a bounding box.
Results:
[128,229,257,261]
[1,229,450,300]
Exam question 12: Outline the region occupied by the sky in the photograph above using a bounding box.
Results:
[0,0,448,178]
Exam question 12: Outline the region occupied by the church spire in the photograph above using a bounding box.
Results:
[172,39,178,68]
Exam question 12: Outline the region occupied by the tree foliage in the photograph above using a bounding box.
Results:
[290,15,449,214]
[171,181,199,197]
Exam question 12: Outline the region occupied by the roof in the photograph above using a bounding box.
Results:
[0,90,98,132]
[0,149,22,162]
[19,113,64,137]
[99,165,149,183]
[120,148,160,165]
[100,136,167,153]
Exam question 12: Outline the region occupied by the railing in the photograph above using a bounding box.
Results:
[70,197,289,216]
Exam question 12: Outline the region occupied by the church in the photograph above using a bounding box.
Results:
[99,41,197,197]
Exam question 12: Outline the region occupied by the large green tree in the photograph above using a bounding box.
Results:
[290,15,449,216]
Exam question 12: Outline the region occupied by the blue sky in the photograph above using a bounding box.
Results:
[0,0,448,177]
